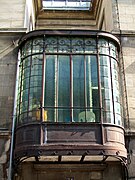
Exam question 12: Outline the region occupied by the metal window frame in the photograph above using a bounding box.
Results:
[17,30,122,126]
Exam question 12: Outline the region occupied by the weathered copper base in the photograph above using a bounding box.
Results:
[14,123,127,164]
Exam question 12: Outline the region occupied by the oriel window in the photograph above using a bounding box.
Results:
[17,34,122,126]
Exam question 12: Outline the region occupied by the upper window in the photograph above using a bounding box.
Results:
[42,0,92,10]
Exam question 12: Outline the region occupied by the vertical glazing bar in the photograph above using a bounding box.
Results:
[79,0,81,6]
[40,35,46,145]
[109,44,116,124]
[55,55,58,122]
[84,55,87,122]
[27,40,33,122]
[42,35,46,122]
[97,35,104,145]
[55,37,59,122]
[65,0,67,6]
[97,36,102,121]
[70,54,73,122]
[87,56,92,110]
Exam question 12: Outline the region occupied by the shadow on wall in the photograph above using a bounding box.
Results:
[125,61,135,73]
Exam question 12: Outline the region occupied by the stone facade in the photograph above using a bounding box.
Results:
[0,0,135,179]
[121,35,135,179]
[0,32,25,180]
[118,0,135,31]
[0,0,34,178]
[0,0,25,29]
[14,163,123,180]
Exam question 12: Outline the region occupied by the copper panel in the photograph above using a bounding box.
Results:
[14,123,127,161]
[15,124,40,146]
[45,124,101,144]
[104,125,125,145]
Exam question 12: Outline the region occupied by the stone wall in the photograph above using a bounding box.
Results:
[0,131,10,180]
[0,34,19,129]
[118,0,135,31]
[112,0,135,31]
[0,0,26,28]
[15,163,123,180]
[128,136,135,180]
[121,34,135,180]
[111,0,135,176]
[121,35,135,132]
[0,31,26,180]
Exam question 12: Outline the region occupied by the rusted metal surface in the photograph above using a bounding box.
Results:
[14,123,127,163]
[18,30,120,50]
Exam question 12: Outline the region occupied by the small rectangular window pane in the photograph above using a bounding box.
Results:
[86,56,99,108]
[78,109,96,122]
[58,108,70,122]
[104,112,114,124]
[99,39,109,55]
[44,55,56,121]
[115,113,122,125]
[73,55,85,107]
[58,56,70,106]
[58,56,70,122]
[44,108,55,122]
[45,55,56,107]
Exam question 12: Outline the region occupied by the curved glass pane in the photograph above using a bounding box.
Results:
[21,40,32,58]
[17,55,43,124]
[111,58,122,125]
[99,39,109,55]
[100,55,114,124]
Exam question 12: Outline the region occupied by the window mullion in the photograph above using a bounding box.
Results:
[41,35,46,123]
[84,55,87,122]
[54,55,58,122]
[109,48,116,125]
[42,53,46,121]
[28,41,33,119]
[70,55,73,122]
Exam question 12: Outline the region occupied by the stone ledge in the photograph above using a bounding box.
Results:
[112,30,135,36]
[0,129,11,137]
[125,131,135,137]
[0,28,27,36]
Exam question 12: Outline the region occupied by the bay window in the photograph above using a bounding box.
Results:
[17,32,122,126]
